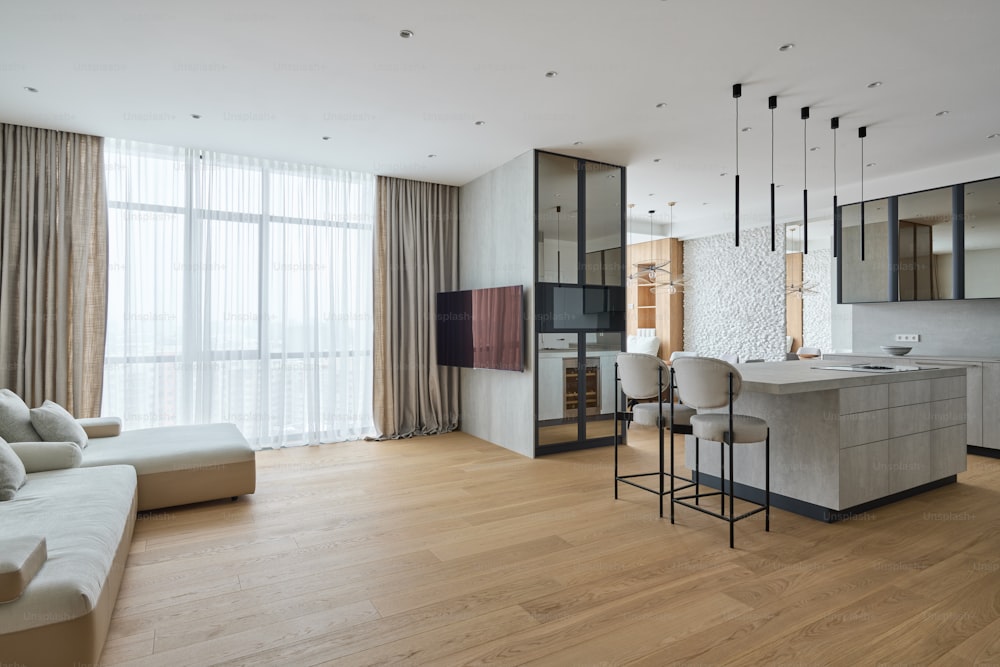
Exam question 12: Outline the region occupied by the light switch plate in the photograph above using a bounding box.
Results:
[895,334,920,342]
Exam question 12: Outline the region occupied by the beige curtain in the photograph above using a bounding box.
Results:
[0,124,108,417]
[373,176,459,438]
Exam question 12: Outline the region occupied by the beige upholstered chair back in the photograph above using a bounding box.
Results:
[616,353,669,400]
[672,357,743,409]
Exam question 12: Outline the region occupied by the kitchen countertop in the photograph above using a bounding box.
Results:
[826,352,1000,363]
[734,360,966,395]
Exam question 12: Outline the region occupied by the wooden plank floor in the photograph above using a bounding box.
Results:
[101,430,1000,666]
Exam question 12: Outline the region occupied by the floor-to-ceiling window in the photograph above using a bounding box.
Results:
[102,139,375,448]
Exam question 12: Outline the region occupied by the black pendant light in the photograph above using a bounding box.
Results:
[733,83,742,247]
[801,106,810,254]
[832,117,840,258]
[769,95,777,251]
[859,126,867,261]
[556,204,562,280]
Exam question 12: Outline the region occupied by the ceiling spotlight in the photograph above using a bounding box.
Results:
[988,133,1000,139]
[720,172,728,177]
[655,102,668,109]
[572,140,583,146]
[741,126,752,132]
[935,110,950,117]
[809,146,821,151]
[427,154,436,158]
[474,120,485,126]
[866,162,876,167]
[399,29,414,38]
[23,86,38,93]
[321,136,330,141]
[867,80,883,88]
[652,158,661,163]
[778,43,796,52]
[545,71,558,78]
[190,114,201,119]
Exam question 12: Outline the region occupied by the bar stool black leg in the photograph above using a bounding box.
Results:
[765,430,771,532]
[694,437,701,506]
[729,439,735,549]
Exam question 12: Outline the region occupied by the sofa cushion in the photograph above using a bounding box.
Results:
[0,438,27,501]
[0,535,47,603]
[77,417,122,439]
[8,442,83,474]
[30,400,88,449]
[0,465,136,633]
[0,389,41,443]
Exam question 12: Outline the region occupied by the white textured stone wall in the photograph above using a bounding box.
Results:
[803,248,834,354]
[684,226,787,361]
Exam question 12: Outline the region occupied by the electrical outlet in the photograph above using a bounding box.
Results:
[895,334,920,343]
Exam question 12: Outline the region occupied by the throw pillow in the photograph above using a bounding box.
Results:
[626,335,660,357]
[29,400,89,449]
[0,437,27,501]
[0,389,41,443]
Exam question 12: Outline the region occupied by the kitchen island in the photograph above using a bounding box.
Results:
[684,361,967,521]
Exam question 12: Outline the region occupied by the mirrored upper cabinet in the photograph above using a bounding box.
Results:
[837,175,1000,303]
[897,186,952,301]
[964,177,1000,298]
[840,199,889,303]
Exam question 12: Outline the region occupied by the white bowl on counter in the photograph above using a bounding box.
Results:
[880,345,912,356]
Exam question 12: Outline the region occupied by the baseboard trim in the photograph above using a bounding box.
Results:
[693,473,958,523]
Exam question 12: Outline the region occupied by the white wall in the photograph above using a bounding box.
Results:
[458,150,536,457]
[803,248,834,354]
[683,226,787,361]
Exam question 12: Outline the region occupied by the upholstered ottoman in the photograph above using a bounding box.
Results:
[80,423,256,511]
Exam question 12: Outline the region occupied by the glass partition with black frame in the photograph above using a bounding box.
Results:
[838,175,1000,303]
[534,150,625,455]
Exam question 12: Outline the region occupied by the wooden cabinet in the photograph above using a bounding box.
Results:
[625,237,683,362]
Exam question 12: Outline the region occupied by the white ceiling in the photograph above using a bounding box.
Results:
[3,0,1000,239]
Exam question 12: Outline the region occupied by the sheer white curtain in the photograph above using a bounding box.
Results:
[102,139,374,447]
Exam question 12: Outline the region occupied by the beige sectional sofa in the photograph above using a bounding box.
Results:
[0,415,256,666]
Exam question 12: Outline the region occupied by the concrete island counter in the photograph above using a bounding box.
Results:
[684,361,967,521]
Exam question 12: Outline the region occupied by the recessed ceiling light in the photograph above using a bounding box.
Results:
[988,133,1000,139]
[866,162,876,167]
[474,120,485,126]
[23,86,38,93]
[545,71,558,78]
[190,114,201,119]
[741,126,752,132]
[776,184,784,188]
[655,102,667,109]
[809,146,820,151]
[648,193,655,196]
[321,136,330,141]
[720,172,728,177]
[427,154,436,158]
[778,43,795,52]
[867,80,883,88]
[702,202,709,206]
[652,158,661,163]
[572,140,583,146]
[935,110,950,117]
[399,29,414,38]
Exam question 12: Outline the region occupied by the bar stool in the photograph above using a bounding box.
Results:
[614,353,696,517]
[670,356,770,548]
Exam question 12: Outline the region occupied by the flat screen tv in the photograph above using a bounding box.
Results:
[535,283,626,332]
[436,285,524,371]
